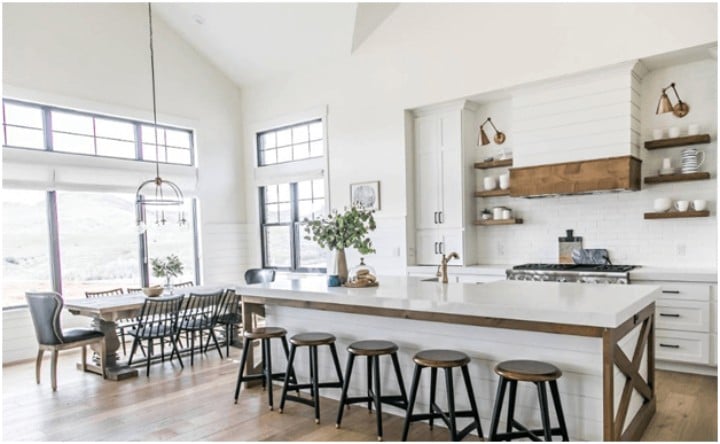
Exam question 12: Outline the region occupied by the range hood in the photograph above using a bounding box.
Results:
[509,156,642,197]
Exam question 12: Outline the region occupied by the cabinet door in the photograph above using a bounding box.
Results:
[438,111,463,228]
[440,229,463,257]
[415,230,441,265]
[414,116,441,230]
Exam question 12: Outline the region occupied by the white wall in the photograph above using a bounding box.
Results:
[240,3,717,272]
[2,3,247,363]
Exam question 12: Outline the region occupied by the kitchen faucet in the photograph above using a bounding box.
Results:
[436,252,460,283]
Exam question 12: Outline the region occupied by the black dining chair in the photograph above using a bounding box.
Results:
[25,292,107,391]
[214,289,242,357]
[175,281,194,288]
[244,268,276,284]
[176,291,224,366]
[128,295,185,377]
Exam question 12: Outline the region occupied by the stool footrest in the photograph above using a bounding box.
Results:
[287,381,343,391]
[282,394,316,408]
[344,395,408,410]
[238,372,288,383]
[493,420,564,442]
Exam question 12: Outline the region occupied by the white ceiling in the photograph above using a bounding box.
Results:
[155,3,366,86]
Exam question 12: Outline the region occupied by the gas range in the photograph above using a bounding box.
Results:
[506,263,637,284]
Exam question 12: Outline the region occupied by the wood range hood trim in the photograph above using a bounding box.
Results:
[509,156,642,197]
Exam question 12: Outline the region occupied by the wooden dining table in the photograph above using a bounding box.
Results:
[65,286,227,380]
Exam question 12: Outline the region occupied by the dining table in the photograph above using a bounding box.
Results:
[64,286,227,380]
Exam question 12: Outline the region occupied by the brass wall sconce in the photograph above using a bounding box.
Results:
[478,117,506,146]
[656,82,690,118]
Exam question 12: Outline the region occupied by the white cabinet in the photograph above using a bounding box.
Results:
[412,102,476,265]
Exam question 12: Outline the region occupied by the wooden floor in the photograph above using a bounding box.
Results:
[2,347,717,441]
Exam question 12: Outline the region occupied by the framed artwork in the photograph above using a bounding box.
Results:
[350,181,380,211]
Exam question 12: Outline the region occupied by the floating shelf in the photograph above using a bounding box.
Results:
[474,158,513,169]
[474,189,511,197]
[474,218,524,226]
[644,172,711,184]
[644,210,710,220]
[644,134,711,150]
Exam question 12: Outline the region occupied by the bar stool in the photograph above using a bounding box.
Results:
[233,327,297,410]
[401,349,483,441]
[336,340,409,441]
[278,332,344,423]
[489,360,569,442]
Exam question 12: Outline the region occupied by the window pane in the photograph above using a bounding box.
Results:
[51,111,93,135]
[312,179,325,198]
[53,132,95,155]
[264,203,278,223]
[142,125,166,145]
[299,225,326,269]
[263,149,277,165]
[167,147,191,165]
[143,143,167,162]
[146,201,196,286]
[297,181,312,200]
[293,142,309,160]
[292,125,309,143]
[309,121,322,140]
[277,183,291,203]
[310,140,323,157]
[298,200,313,220]
[277,146,292,163]
[4,102,43,128]
[278,203,292,222]
[96,138,135,158]
[2,190,52,308]
[276,129,291,147]
[265,185,278,204]
[165,129,191,148]
[95,118,134,141]
[265,225,291,268]
[259,132,276,150]
[4,126,44,149]
[56,192,140,298]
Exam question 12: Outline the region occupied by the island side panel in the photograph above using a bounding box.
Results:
[265,305,606,441]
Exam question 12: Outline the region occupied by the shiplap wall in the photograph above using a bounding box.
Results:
[202,223,252,285]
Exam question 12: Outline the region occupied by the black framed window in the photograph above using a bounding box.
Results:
[260,179,326,272]
[2,98,194,166]
[257,119,323,166]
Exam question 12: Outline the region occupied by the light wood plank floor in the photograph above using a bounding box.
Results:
[2,348,717,441]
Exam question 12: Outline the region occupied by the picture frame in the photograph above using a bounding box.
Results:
[350,181,380,211]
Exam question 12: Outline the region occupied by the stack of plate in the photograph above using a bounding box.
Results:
[681,152,700,173]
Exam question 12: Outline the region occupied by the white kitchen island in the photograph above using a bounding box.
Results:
[235,277,659,441]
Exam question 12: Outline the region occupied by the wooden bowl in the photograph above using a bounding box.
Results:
[142,286,164,297]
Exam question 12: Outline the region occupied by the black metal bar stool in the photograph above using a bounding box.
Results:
[489,360,569,442]
[401,349,483,441]
[233,327,297,410]
[336,340,409,441]
[278,332,344,423]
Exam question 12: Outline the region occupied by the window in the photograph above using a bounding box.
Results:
[257,119,323,166]
[2,99,194,165]
[1,189,201,308]
[261,179,326,271]
[2,190,52,308]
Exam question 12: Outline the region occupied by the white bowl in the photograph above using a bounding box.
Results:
[653,198,672,212]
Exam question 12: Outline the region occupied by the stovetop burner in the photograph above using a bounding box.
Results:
[512,263,636,273]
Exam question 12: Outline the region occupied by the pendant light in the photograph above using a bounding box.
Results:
[135,3,184,231]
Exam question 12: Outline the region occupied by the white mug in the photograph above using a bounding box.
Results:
[499,173,510,190]
[668,127,681,138]
[653,198,672,212]
[674,200,690,212]
[493,207,503,220]
[688,124,700,136]
[502,208,512,220]
[484,176,497,191]
[693,199,707,211]
[652,128,664,140]
[661,158,672,170]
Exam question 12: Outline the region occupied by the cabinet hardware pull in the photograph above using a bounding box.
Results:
[659,313,680,318]
[433,242,438,254]
[439,211,444,224]
[662,290,681,294]
[659,343,680,349]
[439,242,444,254]
[434,212,439,224]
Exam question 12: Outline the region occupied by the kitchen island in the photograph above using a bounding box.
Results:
[235,277,659,441]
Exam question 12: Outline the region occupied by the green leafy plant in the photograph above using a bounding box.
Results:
[151,254,184,280]
[303,205,377,254]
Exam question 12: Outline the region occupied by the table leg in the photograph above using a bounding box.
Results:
[78,318,138,380]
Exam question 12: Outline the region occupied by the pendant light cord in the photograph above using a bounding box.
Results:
[148,3,160,179]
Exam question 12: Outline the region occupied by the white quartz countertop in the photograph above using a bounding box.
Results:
[236,276,659,329]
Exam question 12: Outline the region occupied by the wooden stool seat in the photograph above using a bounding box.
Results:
[494,359,562,382]
[347,339,398,356]
[413,349,470,368]
[243,327,287,339]
[290,332,336,346]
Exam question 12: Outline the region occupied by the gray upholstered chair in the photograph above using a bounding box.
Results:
[244,268,276,284]
[25,291,107,391]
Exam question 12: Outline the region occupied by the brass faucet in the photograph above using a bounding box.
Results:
[436,252,460,283]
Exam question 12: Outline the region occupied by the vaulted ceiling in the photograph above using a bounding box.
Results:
[155,3,398,86]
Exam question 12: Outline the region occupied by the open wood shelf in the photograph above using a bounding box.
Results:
[644,172,711,184]
[644,210,710,220]
[474,158,513,169]
[474,218,523,226]
[474,189,511,197]
[644,134,711,150]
